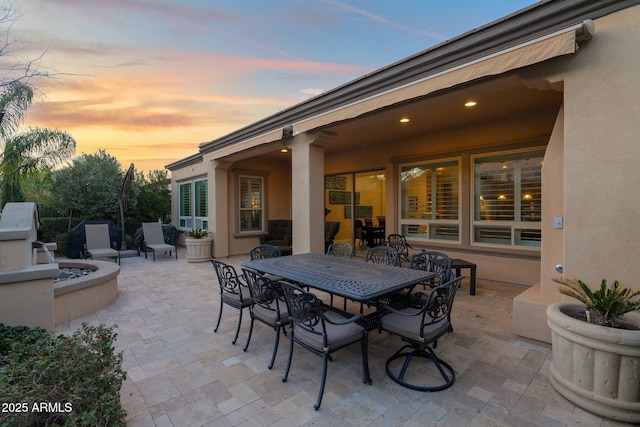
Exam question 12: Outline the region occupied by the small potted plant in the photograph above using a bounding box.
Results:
[547,277,640,423]
[185,229,213,263]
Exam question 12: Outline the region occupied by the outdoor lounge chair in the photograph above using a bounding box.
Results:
[378,276,463,392]
[142,222,177,261]
[279,281,371,410]
[84,224,120,264]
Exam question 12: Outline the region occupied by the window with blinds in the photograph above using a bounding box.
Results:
[178,179,208,230]
[399,159,460,242]
[473,150,543,248]
[239,176,263,232]
[179,182,192,229]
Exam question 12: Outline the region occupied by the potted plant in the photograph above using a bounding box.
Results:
[547,278,640,423]
[185,229,213,263]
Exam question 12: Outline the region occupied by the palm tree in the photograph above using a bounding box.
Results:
[0,81,76,208]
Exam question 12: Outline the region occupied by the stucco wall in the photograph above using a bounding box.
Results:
[514,5,640,342]
[227,156,292,256]
[560,7,640,287]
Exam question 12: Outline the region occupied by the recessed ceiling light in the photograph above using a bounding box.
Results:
[280,148,289,153]
[399,117,410,123]
[464,101,477,107]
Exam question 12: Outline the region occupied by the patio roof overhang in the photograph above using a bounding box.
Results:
[166,0,635,171]
[202,28,575,164]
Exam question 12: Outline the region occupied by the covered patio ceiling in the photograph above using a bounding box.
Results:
[250,72,563,160]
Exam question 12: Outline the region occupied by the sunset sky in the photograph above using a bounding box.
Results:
[10,0,535,173]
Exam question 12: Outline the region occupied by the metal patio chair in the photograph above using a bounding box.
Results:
[364,246,399,267]
[211,259,251,345]
[249,244,281,260]
[384,234,416,266]
[279,281,372,410]
[326,242,354,309]
[241,267,289,369]
[378,275,463,392]
[409,251,453,290]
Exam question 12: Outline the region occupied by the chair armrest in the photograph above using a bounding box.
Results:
[322,311,364,325]
[380,304,421,317]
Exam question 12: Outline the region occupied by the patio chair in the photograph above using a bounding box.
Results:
[142,222,177,261]
[326,241,353,259]
[409,251,453,290]
[384,234,416,266]
[84,224,120,264]
[326,242,354,309]
[249,244,281,260]
[241,267,289,369]
[378,276,463,392]
[211,259,252,345]
[364,246,399,267]
[279,281,372,410]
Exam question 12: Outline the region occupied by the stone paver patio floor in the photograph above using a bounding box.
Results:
[57,253,628,427]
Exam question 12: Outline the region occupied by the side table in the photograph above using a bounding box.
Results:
[451,258,477,295]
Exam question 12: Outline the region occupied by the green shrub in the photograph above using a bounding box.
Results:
[0,323,127,426]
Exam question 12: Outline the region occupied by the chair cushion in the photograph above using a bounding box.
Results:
[146,243,175,252]
[380,308,450,343]
[293,310,364,352]
[222,286,252,308]
[253,301,289,326]
[87,248,119,259]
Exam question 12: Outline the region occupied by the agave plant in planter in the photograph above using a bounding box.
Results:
[547,277,640,423]
[553,277,640,327]
[185,229,213,263]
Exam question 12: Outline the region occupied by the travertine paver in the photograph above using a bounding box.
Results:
[55,253,626,426]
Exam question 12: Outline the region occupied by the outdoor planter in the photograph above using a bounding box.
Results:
[185,236,213,263]
[547,302,640,423]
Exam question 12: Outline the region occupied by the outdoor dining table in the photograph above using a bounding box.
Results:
[242,253,435,329]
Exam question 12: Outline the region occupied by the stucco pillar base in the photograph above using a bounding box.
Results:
[513,283,560,343]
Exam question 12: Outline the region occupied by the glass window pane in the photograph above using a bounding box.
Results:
[194,180,207,217]
[475,226,511,244]
[239,176,264,232]
[179,183,191,216]
[475,159,514,221]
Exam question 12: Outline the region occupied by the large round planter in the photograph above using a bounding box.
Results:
[185,237,213,263]
[547,302,640,423]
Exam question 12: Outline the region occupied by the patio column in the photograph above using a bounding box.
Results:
[211,160,231,258]
[290,132,325,254]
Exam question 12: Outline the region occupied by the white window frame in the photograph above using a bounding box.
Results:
[178,177,208,231]
[398,157,462,244]
[471,148,544,250]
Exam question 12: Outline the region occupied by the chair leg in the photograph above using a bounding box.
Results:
[214,299,224,333]
[385,344,456,392]
[361,331,372,385]
[242,315,255,351]
[282,331,295,382]
[315,352,329,410]
[268,325,281,370]
[232,308,243,345]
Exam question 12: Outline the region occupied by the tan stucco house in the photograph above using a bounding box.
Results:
[167,0,640,343]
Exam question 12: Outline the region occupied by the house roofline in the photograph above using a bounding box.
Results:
[165,152,203,171]
[180,0,637,163]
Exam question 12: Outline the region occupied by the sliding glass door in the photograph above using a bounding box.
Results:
[325,170,386,254]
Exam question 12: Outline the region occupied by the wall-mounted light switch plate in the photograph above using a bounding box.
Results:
[554,216,563,229]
